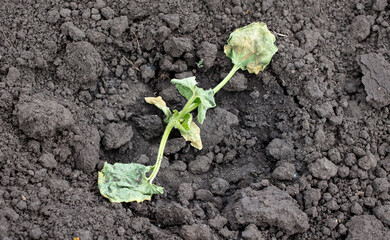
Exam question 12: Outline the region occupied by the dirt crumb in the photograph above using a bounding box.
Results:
[16,98,74,140]
[346,215,390,240]
[57,41,103,89]
[224,186,309,235]
[357,53,390,108]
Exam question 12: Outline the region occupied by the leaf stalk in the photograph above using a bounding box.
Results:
[147,93,198,184]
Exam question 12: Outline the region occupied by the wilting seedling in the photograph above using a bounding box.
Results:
[98,22,278,203]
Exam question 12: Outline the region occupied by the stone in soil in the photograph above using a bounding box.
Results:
[68,24,85,41]
[199,107,239,149]
[224,72,248,92]
[188,153,213,174]
[266,138,294,161]
[163,37,193,58]
[140,64,155,83]
[178,183,194,205]
[346,215,390,240]
[132,115,163,140]
[196,41,217,69]
[314,102,334,118]
[16,98,74,140]
[57,41,103,88]
[349,15,372,41]
[308,157,338,180]
[372,0,388,11]
[241,224,265,240]
[110,16,128,37]
[305,80,324,100]
[357,152,378,170]
[46,9,60,23]
[356,53,390,109]
[210,177,230,195]
[102,123,134,150]
[181,224,212,240]
[272,162,296,181]
[155,202,194,226]
[224,186,309,235]
[39,153,57,169]
[71,125,100,173]
[372,178,390,193]
[302,30,321,52]
[304,188,321,208]
[373,205,390,226]
[208,215,228,229]
[162,14,180,30]
[164,138,186,155]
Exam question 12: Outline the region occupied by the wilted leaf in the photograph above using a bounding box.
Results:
[169,111,202,150]
[98,162,163,203]
[179,121,202,150]
[145,96,172,119]
[224,22,278,74]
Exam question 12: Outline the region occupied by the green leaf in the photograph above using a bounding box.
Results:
[196,88,216,124]
[171,77,197,100]
[145,96,172,121]
[180,112,193,131]
[169,110,186,132]
[171,76,216,124]
[98,162,163,203]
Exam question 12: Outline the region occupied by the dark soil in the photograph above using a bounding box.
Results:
[1,0,390,239]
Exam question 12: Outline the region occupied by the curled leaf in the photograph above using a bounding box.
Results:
[224,22,278,74]
[179,112,193,131]
[98,162,163,203]
[145,96,172,119]
[170,112,203,150]
[171,76,216,124]
[171,77,197,100]
[179,121,202,150]
[195,88,216,124]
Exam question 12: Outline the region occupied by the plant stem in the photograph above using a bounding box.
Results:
[147,123,173,184]
[185,65,241,113]
[212,65,240,94]
[148,65,240,184]
[147,94,198,184]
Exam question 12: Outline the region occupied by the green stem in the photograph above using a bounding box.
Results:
[147,94,198,184]
[178,94,198,119]
[146,123,173,184]
[187,102,199,113]
[185,65,241,114]
[147,65,240,184]
[213,65,240,94]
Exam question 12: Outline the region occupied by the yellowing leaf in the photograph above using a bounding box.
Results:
[145,96,167,107]
[224,22,278,74]
[169,112,203,150]
[179,121,202,150]
[145,96,171,119]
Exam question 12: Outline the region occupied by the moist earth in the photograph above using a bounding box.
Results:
[0,0,390,239]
